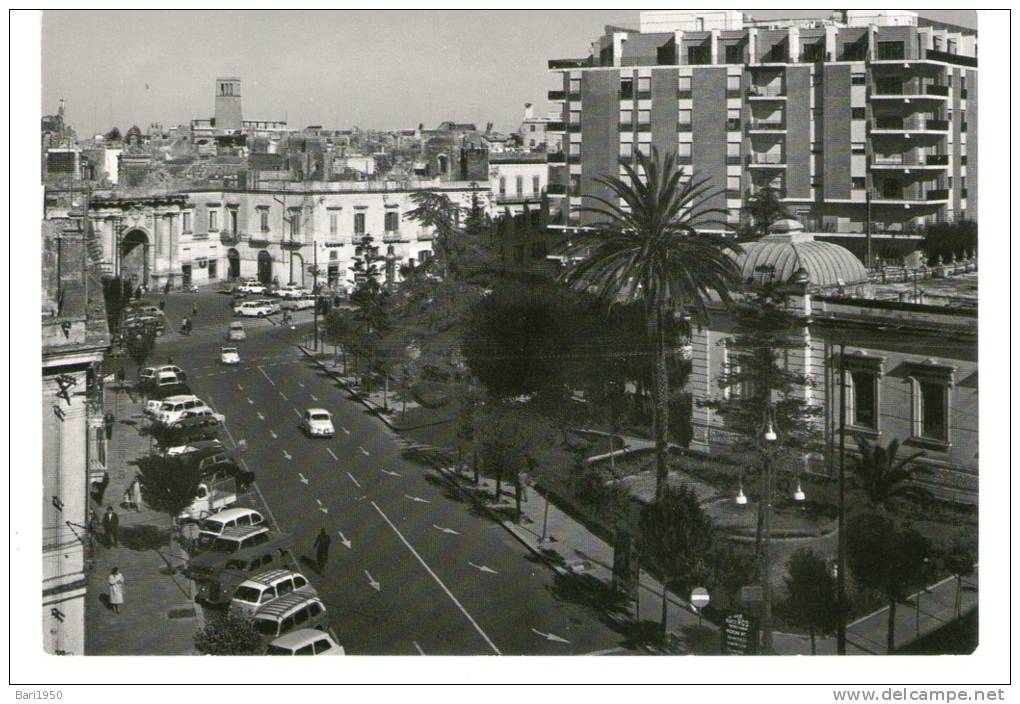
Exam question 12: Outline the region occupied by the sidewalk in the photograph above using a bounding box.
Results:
[84,385,205,655]
[301,346,717,654]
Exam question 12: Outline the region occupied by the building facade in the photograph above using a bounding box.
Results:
[687,229,977,504]
[547,10,976,236]
[488,152,548,215]
[87,182,488,291]
[41,223,110,654]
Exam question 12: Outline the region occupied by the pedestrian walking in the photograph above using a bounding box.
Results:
[102,506,119,547]
[116,366,126,388]
[129,476,143,513]
[234,468,255,495]
[103,411,115,441]
[518,472,530,503]
[94,471,110,504]
[167,354,174,365]
[164,280,171,295]
[108,567,125,614]
[314,527,331,571]
[159,299,166,312]
[191,302,198,317]
[86,509,99,556]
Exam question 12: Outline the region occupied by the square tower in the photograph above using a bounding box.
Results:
[215,77,243,132]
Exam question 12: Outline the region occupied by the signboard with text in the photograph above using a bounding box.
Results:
[721,613,759,655]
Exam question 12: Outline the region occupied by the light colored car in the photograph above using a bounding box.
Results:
[163,438,224,458]
[155,395,208,426]
[196,508,265,549]
[154,370,184,390]
[221,347,241,365]
[230,568,316,616]
[302,408,334,438]
[140,365,186,385]
[266,629,345,656]
[228,321,246,341]
[177,482,237,523]
[233,300,277,317]
[237,281,268,295]
[281,295,316,311]
[274,284,309,299]
[251,593,330,644]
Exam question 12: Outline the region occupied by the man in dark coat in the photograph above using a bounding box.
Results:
[103,411,116,441]
[314,527,331,571]
[102,506,120,547]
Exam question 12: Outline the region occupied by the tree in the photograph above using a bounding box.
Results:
[104,126,123,142]
[477,404,537,503]
[559,147,741,503]
[136,454,205,558]
[349,234,390,391]
[126,329,156,376]
[455,384,487,484]
[707,542,757,611]
[923,219,977,266]
[193,610,263,655]
[782,548,839,654]
[846,512,933,654]
[638,484,715,644]
[570,461,630,528]
[851,437,925,508]
[742,186,790,239]
[322,307,354,372]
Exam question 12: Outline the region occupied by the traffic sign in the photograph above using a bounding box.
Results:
[740,585,764,605]
[690,587,710,608]
[721,613,759,655]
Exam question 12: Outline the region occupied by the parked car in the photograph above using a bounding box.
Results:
[237,281,268,295]
[227,322,247,341]
[139,365,187,386]
[251,593,330,644]
[274,284,309,300]
[230,568,316,616]
[266,629,345,656]
[195,507,266,550]
[144,389,194,418]
[177,481,236,523]
[281,296,316,311]
[168,408,225,440]
[301,409,335,438]
[187,535,293,607]
[154,395,209,426]
[221,347,241,365]
[163,438,224,458]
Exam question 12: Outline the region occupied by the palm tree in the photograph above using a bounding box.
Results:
[851,436,925,508]
[559,147,741,502]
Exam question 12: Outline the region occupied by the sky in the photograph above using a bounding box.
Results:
[42,9,976,137]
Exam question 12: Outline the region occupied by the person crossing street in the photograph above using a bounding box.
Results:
[314,527,331,572]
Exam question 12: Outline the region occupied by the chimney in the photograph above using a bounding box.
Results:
[524,103,534,120]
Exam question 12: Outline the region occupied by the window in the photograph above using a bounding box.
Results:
[905,362,953,444]
[687,45,710,65]
[229,209,238,234]
[726,141,740,158]
[727,175,741,193]
[727,75,741,92]
[919,381,948,441]
[619,109,632,126]
[811,141,822,154]
[637,76,650,94]
[182,211,191,233]
[637,109,650,125]
[532,175,541,194]
[620,78,633,100]
[725,44,743,64]
[384,211,399,232]
[850,369,878,430]
[260,210,269,233]
[208,209,218,231]
[620,142,633,158]
[678,109,692,129]
[289,211,301,237]
[851,108,866,120]
[569,77,581,95]
[678,75,692,96]
[499,176,506,194]
[852,177,866,190]
[851,73,867,85]
[851,141,866,155]
[354,212,365,235]
[530,124,536,132]
[515,175,524,195]
[677,142,692,158]
[329,211,338,235]
[727,107,741,131]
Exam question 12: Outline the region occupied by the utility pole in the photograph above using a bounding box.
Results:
[836,342,848,655]
[865,191,873,269]
[313,241,320,351]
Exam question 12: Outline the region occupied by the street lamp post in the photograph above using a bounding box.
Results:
[836,342,848,655]
[759,403,778,654]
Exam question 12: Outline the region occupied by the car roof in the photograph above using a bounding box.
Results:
[221,347,238,351]
[219,524,270,540]
[307,408,330,416]
[204,507,261,523]
[239,568,300,588]
[269,629,333,649]
[161,394,198,403]
[252,591,323,619]
[230,321,245,327]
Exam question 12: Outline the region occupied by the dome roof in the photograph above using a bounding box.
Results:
[736,232,869,289]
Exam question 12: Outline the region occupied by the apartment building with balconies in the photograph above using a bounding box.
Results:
[546,10,976,239]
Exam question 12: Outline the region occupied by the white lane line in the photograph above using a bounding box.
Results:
[346,472,361,488]
[311,394,319,401]
[341,426,350,435]
[247,398,254,405]
[298,382,305,388]
[270,430,278,439]
[257,365,275,386]
[405,494,430,504]
[326,447,339,461]
[292,408,303,419]
[380,469,402,478]
[257,411,265,420]
[413,641,425,656]
[359,446,370,456]
[279,390,289,401]
[371,501,501,656]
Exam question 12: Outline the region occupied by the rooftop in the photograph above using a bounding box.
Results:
[735,225,870,292]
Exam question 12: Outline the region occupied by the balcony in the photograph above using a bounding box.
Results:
[870,188,949,204]
[636,123,651,133]
[382,231,409,243]
[871,117,949,134]
[549,57,593,69]
[636,91,652,101]
[219,232,240,245]
[416,230,435,241]
[726,118,741,132]
[190,232,210,241]
[926,119,950,131]
[677,122,692,132]
[926,188,949,201]
[747,85,786,99]
[748,119,785,132]
[925,49,977,68]
[725,189,742,200]
[925,84,950,97]
[747,154,786,167]
[495,193,543,205]
[546,183,568,196]
[676,155,692,165]
[618,122,633,132]
[567,123,582,133]
[726,155,742,165]
[678,90,692,99]
[281,238,304,249]
[870,153,949,169]
[547,90,565,101]
[547,121,566,133]
[546,152,565,163]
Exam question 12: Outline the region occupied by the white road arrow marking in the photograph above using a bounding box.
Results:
[283,450,292,461]
[346,472,361,488]
[316,499,328,515]
[311,394,319,401]
[337,530,352,549]
[380,469,402,477]
[237,383,244,391]
[365,570,381,591]
[531,628,570,644]
[247,398,254,405]
[413,641,425,656]
[433,524,460,535]
[257,412,265,421]
[326,448,338,461]
[359,446,370,456]
[341,426,350,435]
[298,473,309,485]
[257,366,275,386]
[298,382,305,388]
[270,430,278,439]
[405,494,431,504]
[279,391,288,401]
[293,408,303,419]
[469,561,498,575]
